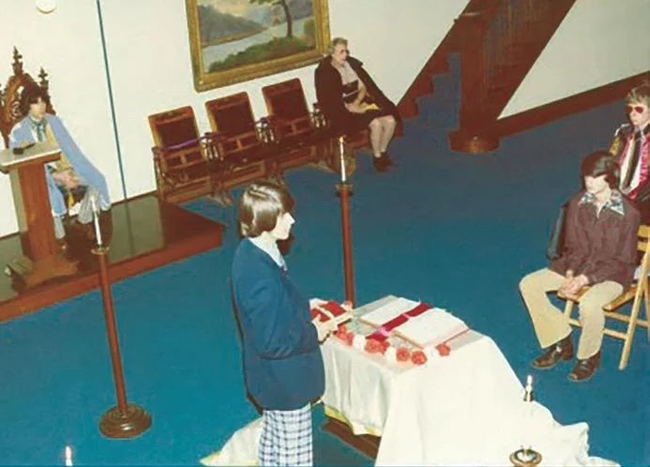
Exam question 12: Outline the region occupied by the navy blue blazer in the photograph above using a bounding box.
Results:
[231,238,325,410]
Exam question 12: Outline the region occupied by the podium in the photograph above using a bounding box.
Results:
[0,141,78,288]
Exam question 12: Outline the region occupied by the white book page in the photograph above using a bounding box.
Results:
[358,297,420,327]
[396,309,468,348]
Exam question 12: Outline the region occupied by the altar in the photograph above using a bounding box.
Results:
[201,296,618,466]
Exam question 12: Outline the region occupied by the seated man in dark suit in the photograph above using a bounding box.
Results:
[9,84,111,247]
[315,37,400,172]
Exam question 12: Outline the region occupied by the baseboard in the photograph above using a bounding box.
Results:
[494,71,650,138]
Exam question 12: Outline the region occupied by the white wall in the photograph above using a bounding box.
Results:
[0,0,120,237]
[0,0,468,237]
[500,0,650,118]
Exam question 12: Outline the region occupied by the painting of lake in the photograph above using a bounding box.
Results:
[198,0,317,73]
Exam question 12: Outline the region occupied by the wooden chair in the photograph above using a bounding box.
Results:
[261,78,333,171]
[561,224,650,370]
[0,47,55,148]
[204,92,268,191]
[148,106,213,203]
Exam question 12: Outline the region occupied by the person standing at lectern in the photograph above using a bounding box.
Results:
[315,37,399,172]
[9,84,111,247]
[519,151,639,382]
[231,181,336,466]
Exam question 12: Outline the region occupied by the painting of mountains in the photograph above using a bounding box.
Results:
[186,0,330,91]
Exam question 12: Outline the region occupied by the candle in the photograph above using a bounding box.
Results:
[338,136,346,183]
[90,197,103,247]
[64,445,73,466]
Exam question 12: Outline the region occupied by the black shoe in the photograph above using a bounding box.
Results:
[531,335,573,369]
[372,155,389,172]
[568,352,600,382]
[380,152,395,166]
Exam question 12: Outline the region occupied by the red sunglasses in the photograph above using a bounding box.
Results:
[627,105,647,114]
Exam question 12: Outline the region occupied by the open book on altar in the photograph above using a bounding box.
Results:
[358,297,468,348]
[394,308,468,348]
[310,301,353,327]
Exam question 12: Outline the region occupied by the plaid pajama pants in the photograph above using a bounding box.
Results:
[258,404,313,466]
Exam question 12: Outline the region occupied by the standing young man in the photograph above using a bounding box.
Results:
[231,181,336,466]
[520,151,640,382]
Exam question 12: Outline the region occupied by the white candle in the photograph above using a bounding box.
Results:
[90,197,103,247]
[338,136,346,183]
[64,445,73,466]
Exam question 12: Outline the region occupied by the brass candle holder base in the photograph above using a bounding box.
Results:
[100,403,152,439]
[510,448,542,467]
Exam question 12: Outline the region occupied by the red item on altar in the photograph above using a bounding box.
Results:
[311,301,353,326]
[364,339,383,353]
[435,343,451,357]
[411,349,428,365]
[396,346,411,362]
[365,302,432,341]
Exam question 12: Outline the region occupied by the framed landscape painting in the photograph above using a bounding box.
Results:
[186,0,331,92]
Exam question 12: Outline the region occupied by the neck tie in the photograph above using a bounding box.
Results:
[31,118,46,142]
[621,131,643,190]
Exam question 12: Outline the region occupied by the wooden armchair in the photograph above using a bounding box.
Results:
[561,224,650,370]
[0,47,55,147]
[261,78,334,171]
[148,106,213,203]
[204,92,268,192]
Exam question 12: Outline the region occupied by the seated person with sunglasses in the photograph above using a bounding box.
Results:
[609,83,650,222]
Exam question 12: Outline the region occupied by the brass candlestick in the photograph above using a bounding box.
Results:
[510,375,542,467]
[91,208,151,438]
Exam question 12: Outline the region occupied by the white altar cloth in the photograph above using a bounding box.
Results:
[201,296,618,466]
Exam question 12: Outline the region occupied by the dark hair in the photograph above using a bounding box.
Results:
[580,150,620,188]
[238,181,295,237]
[19,83,50,117]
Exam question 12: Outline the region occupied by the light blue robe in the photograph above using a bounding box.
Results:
[9,114,110,217]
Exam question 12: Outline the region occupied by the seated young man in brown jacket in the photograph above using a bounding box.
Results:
[519,151,640,382]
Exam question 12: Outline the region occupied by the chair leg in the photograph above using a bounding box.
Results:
[619,284,645,370]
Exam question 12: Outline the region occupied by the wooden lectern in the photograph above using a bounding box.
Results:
[0,141,78,288]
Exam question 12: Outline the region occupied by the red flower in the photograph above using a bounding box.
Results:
[364,338,384,354]
[435,343,451,357]
[378,340,390,354]
[396,346,411,362]
[411,350,428,365]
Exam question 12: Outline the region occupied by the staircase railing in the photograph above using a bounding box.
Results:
[449,0,577,153]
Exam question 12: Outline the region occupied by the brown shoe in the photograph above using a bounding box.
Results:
[531,335,573,369]
[568,352,601,382]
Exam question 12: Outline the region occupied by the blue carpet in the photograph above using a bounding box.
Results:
[0,56,647,465]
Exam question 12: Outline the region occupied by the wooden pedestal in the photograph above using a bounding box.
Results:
[0,142,78,289]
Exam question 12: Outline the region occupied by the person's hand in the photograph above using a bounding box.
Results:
[560,274,589,300]
[53,169,79,189]
[312,318,336,342]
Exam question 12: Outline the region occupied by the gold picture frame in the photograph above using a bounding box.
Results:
[185,0,330,92]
